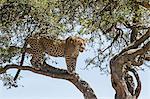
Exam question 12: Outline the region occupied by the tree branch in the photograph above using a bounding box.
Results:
[120,28,150,55]
[0,63,97,99]
[135,1,150,9]
[110,28,149,99]
[130,68,141,98]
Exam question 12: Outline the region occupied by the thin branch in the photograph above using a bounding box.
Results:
[101,29,121,52]
[84,56,98,69]
[14,26,36,81]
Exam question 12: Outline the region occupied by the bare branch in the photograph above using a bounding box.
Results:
[101,31,121,52]
[0,63,97,99]
[14,31,35,81]
[129,41,150,57]
[120,28,150,54]
[129,68,141,98]
[0,64,73,80]
[110,29,149,99]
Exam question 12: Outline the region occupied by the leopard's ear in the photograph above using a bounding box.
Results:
[71,36,76,43]
[68,36,76,44]
[66,36,75,44]
[70,39,73,43]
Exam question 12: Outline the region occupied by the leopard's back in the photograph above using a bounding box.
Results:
[39,37,65,57]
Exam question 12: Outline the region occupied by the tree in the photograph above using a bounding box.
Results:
[0,0,150,99]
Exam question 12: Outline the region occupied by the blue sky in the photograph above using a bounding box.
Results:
[0,49,150,99]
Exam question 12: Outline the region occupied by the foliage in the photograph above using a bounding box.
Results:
[0,0,150,71]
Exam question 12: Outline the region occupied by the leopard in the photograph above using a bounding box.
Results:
[25,36,86,73]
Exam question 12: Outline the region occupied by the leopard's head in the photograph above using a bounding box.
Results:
[69,36,86,52]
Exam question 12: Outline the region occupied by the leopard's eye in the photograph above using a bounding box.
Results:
[76,39,79,42]
[79,42,83,46]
